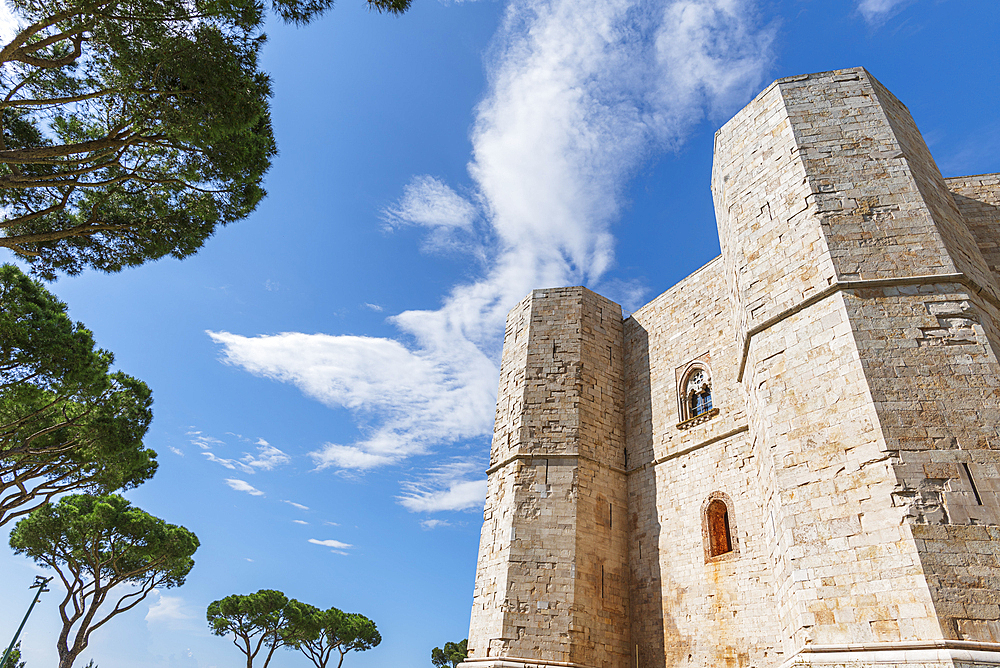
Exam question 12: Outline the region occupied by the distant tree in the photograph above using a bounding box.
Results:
[431,639,467,668]
[207,589,298,668]
[8,494,199,668]
[1,642,26,668]
[285,603,381,668]
[0,0,411,278]
[0,264,157,526]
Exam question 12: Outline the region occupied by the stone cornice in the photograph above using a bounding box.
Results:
[485,452,626,476]
[625,424,749,474]
[736,272,1000,382]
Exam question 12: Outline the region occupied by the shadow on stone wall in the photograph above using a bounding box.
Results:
[950,191,1000,361]
[624,319,669,668]
[951,192,1000,274]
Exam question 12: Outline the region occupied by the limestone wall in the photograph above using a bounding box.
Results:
[710,71,838,366]
[625,257,779,667]
[466,67,1000,668]
[571,290,630,668]
[468,294,532,660]
[865,77,998,302]
[743,289,941,649]
[466,288,630,668]
[714,67,971,654]
[946,174,1000,295]
[625,257,748,464]
[489,294,533,469]
[847,281,1000,642]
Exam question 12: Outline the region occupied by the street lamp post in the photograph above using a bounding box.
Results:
[1,575,52,667]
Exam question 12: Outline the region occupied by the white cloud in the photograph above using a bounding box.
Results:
[282,500,310,511]
[293,520,309,525]
[242,443,291,471]
[383,176,480,254]
[209,0,772,473]
[202,442,290,474]
[208,332,496,469]
[188,432,224,450]
[224,479,265,496]
[398,460,488,513]
[308,538,352,549]
[146,594,192,623]
[400,479,487,512]
[168,447,184,457]
[310,444,400,470]
[384,175,477,230]
[363,303,384,312]
[420,519,452,530]
[203,452,241,470]
[856,0,912,24]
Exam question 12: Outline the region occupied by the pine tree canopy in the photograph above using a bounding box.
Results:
[0,0,410,278]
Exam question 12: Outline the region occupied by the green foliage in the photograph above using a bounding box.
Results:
[286,603,381,668]
[0,264,157,526]
[0,0,410,278]
[2,642,26,668]
[9,493,198,668]
[431,639,467,668]
[208,592,381,668]
[207,589,296,668]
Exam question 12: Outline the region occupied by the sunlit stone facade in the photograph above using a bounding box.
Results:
[460,68,1000,668]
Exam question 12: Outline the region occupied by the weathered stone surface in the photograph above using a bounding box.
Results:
[466,288,629,668]
[461,68,1000,668]
[946,174,1000,297]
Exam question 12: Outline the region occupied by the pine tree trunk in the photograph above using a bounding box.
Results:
[57,648,79,668]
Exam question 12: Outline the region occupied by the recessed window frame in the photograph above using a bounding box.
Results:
[702,491,738,563]
[676,359,719,429]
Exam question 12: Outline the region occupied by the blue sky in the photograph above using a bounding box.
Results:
[1,0,998,666]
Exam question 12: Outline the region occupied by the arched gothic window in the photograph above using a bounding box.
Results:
[678,364,715,429]
[686,368,712,418]
[706,499,732,557]
[702,493,737,561]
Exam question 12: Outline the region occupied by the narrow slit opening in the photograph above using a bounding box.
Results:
[963,463,983,506]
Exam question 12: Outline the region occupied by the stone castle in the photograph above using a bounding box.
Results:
[458,68,1000,668]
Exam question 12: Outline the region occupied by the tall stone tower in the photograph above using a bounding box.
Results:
[464,287,631,668]
[714,66,1000,664]
[462,68,1000,668]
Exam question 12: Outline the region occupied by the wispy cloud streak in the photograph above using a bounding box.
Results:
[398,460,488,512]
[208,332,496,469]
[224,479,265,496]
[210,0,773,483]
[200,439,290,474]
[856,0,912,25]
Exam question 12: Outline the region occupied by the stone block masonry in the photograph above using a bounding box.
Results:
[460,68,1000,668]
[945,174,1000,300]
[465,288,630,668]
